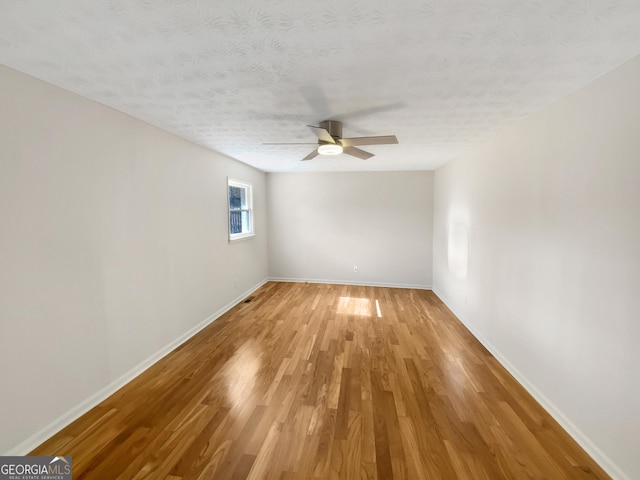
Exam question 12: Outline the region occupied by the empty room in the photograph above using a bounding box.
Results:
[1,1,639,479]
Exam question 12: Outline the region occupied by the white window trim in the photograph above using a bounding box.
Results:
[227,177,255,242]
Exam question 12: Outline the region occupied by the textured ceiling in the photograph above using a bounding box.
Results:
[1,1,640,172]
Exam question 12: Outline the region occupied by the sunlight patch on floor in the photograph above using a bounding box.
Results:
[337,296,371,316]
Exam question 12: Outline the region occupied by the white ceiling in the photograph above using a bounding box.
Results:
[1,1,640,172]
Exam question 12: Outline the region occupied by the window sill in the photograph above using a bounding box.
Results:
[229,233,255,244]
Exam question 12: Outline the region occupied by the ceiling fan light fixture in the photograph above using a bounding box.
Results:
[317,144,343,156]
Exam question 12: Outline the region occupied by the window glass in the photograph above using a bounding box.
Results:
[228,179,254,241]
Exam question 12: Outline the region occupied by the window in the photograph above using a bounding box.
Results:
[228,178,254,241]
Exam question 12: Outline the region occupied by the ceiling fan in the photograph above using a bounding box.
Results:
[264,120,398,161]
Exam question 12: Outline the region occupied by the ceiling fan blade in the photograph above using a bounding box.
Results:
[339,135,398,147]
[263,143,318,145]
[302,149,319,161]
[343,146,374,160]
[307,125,335,144]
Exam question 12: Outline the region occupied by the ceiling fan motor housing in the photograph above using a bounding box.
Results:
[319,120,343,139]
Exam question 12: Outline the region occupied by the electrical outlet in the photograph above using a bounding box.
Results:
[353,266,358,272]
[233,278,238,288]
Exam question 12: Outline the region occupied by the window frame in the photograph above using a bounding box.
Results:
[227,177,255,242]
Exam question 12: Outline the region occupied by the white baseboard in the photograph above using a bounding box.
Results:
[4,278,269,457]
[432,288,628,480]
[269,277,432,290]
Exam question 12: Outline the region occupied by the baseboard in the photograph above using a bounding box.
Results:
[4,278,269,457]
[432,288,628,480]
[269,277,432,290]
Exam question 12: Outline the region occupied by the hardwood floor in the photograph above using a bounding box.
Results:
[32,282,609,479]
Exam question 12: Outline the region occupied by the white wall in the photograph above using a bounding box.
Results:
[433,56,640,480]
[268,171,433,288]
[0,64,268,455]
